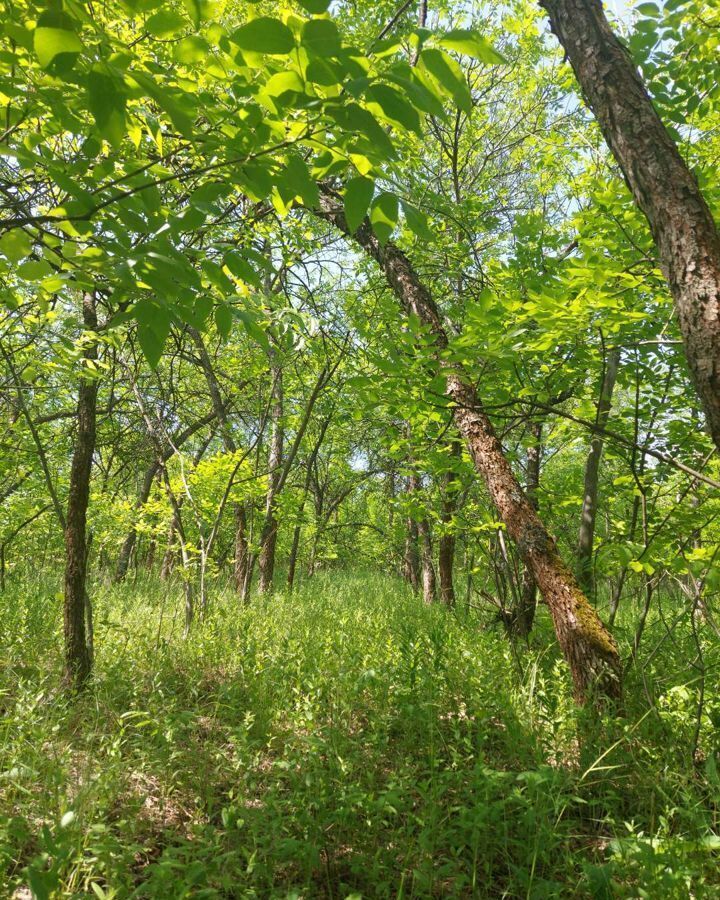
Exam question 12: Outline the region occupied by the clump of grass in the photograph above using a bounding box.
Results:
[1,570,718,897]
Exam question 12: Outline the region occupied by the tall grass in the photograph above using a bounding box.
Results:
[1,570,718,897]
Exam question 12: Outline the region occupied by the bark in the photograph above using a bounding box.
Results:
[63,293,98,689]
[437,519,455,605]
[438,441,461,606]
[418,514,437,605]
[402,475,421,591]
[317,191,621,703]
[516,420,543,637]
[540,0,720,451]
[258,362,284,594]
[577,347,621,594]
[407,471,435,602]
[403,515,421,591]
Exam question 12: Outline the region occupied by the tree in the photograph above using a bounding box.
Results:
[540,0,720,451]
[63,293,98,688]
[317,191,622,704]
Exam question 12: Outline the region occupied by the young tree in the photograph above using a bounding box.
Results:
[63,293,98,688]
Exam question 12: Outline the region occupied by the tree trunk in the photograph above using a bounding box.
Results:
[438,523,455,606]
[317,192,621,703]
[402,474,420,592]
[234,503,250,596]
[516,419,543,637]
[540,0,720,451]
[408,470,435,603]
[403,517,420,591]
[577,347,621,594]
[438,441,461,606]
[63,293,98,689]
[258,362,284,594]
[450,374,620,701]
[418,514,437,605]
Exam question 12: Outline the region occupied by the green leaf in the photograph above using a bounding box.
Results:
[231,18,295,55]
[224,251,262,287]
[215,303,233,338]
[305,58,342,86]
[328,103,396,160]
[386,71,446,118]
[0,229,33,263]
[238,160,274,201]
[367,83,421,134]
[137,323,165,369]
[437,29,505,64]
[298,0,331,12]
[264,70,305,99]
[279,154,319,207]
[235,308,270,351]
[370,192,398,245]
[135,300,171,368]
[87,72,127,147]
[174,36,209,64]
[34,28,84,68]
[301,19,342,56]
[401,200,432,240]
[343,176,375,233]
[202,258,235,294]
[418,48,472,113]
[146,10,187,38]
[129,71,194,137]
[18,259,53,280]
[183,0,212,26]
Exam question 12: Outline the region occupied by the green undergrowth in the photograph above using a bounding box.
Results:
[1,570,718,898]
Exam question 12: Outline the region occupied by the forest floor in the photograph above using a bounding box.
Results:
[1,570,718,898]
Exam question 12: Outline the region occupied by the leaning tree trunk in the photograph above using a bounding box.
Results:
[540,0,720,451]
[577,346,621,594]
[64,293,98,689]
[317,192,621,703]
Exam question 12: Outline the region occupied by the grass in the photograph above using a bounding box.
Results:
[1,569,719,898]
